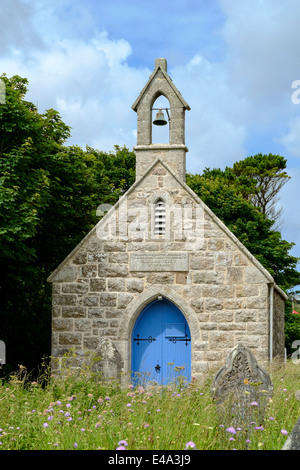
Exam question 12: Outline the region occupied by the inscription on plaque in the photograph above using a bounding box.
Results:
[130,252,189,272]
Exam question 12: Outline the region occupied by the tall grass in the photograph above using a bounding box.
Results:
[0,357,299,450]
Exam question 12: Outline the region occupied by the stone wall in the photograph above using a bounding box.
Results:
[50,161,284,381]
[273,289,286,359]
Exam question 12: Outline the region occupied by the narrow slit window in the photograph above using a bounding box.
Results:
[154,199,166,235]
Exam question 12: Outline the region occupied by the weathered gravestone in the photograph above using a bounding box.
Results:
[282,417,300,450]
[211,342,273,427]
[93,338,122,380]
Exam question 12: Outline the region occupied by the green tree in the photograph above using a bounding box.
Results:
[0,75,136,374]
[231,153,290,224]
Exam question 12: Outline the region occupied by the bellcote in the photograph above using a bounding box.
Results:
[132,58,190,182]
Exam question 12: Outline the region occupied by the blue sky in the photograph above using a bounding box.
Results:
[1,0,300,280]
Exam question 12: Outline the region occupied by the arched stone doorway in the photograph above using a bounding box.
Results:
[131,298,191,386]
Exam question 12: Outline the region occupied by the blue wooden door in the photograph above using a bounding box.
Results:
[131,299,191,385]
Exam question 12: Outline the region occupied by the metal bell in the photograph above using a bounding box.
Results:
[153,108,168,126]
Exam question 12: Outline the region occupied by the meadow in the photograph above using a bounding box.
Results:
[0,357,299,451]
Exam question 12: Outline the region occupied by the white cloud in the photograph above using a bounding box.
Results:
[276,117,300,158]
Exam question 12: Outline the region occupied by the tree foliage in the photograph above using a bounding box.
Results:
[232,153,290,224]
[0,75,135,374]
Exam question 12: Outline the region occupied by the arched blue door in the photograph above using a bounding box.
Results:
[131,299,191,385]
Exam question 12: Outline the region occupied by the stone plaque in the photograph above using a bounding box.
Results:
[130,252,189,272]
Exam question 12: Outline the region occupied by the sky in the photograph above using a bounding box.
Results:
[1,0,300,281]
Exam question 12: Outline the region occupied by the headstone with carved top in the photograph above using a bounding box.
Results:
[211,342,273,426]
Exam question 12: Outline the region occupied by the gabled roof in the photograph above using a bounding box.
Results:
[47,158,287,300]
[131,64,191,112]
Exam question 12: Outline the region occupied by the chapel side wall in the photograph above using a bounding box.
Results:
[50,164,275,379]
[273,288,286,359]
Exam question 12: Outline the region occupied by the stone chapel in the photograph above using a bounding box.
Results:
[48,58,287,384]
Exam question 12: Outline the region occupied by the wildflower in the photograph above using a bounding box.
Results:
[246,439,251,444]
[87,394,93,398]
[269,416,274,421]
[64,412,71,417]
[226,427,236,434]
[66,403,71,408]
[118,440,128,447]
[185,441,196,449]
[255,426,264,431]
[127,403,132,407]
[47,416,53,421]
[229,437,235,441]
[250,401,259,406]
[116,446,126,450]
[105,396,110,401]
[244,378,249,384]
[43,423,49,428]
[281,430,288,435]
[74,442,78,449]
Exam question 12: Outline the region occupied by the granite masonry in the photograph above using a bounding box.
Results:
[48,58,287,383]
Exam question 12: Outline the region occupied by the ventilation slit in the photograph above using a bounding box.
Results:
[154,199,166,235]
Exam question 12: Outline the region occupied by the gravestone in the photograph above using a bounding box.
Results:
[282,417,300,450]
[93,338,122,381]
[211,342,273,427]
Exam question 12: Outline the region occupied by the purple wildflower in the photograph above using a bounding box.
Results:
[185,441,196,449]
[118,440,128,447]
[226,427,236,434]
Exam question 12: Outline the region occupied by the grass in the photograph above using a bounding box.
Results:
[0,357,299,450]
